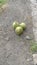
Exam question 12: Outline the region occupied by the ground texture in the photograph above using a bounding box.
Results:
[30,0,37,65]
[0,0,34,65]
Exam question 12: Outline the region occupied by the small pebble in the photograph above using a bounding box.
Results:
[27,59,30,61]
[26,36,32,40]
[27,58,32,62]
[33,54,37,65]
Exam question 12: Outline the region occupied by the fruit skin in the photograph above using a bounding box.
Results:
[12,21,19,29]
[20,23,26,30]
[15,26,23,35]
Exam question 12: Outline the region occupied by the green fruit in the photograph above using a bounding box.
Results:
[20,23,26,30]
[15,26,23,35]
[12,21,19,29]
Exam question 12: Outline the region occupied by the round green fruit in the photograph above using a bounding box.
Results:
[12,21,19,29]
[20,23,26,30]
[15,26,23,35]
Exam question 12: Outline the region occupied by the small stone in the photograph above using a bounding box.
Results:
[33,54,37,65]
[26,36,32,40]
[27,58,32,62]
[27,59,30,61]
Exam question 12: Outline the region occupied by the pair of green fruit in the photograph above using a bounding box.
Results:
[12,21,26,35]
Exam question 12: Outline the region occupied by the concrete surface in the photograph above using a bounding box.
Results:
[30,0,37,65]
[33,54,37,65]
[0,0,34,65]
[30,0,37,42]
